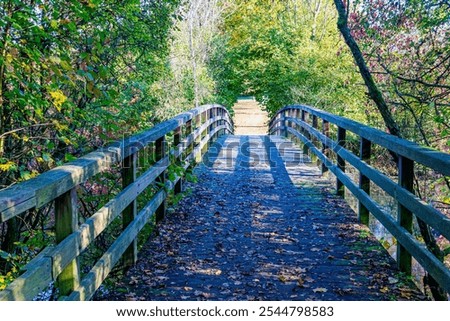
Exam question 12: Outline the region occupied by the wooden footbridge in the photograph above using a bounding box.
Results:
[0,103,449,300]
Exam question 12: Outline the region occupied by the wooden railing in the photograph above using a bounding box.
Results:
[0,104,233,301]
[269,105,450,295]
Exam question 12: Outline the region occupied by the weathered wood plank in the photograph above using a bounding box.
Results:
[174,126,183,195]
[0,104,233,301]
[287,117,450,240]
[359,138,371,226]
[281,105,450,176]
[397,156,414,275]
[188,125,228,163]
[336,127,346,197]
[0,252,52,301]
[55,188,80,296]
[67,190,166,301]
[155,136,167,223]
[51,156,169,277]
[0,105,230,221]
[0,189,35,222]
[1,151,179,301]
[287,127,450,294]
[1,155,170,300]
[321,120,330,174]
[122,153,138,267]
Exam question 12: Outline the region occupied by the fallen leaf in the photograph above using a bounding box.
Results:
[129,277,139,285]
[297,277,304,287]
[305,276,314,283]
[380,287,389,293]
[278,275,287,283]
[313,287,328,293]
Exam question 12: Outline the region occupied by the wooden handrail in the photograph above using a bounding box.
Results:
[269,104,450,295]
[0,104,233,301]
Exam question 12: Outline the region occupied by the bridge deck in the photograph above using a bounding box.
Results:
[98,135,424,301]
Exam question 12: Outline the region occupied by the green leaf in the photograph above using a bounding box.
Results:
[42,153,52,163]
[50,20,58,29]
[65,153,77,162]
[20,171,32,180]
[0,250,10,260]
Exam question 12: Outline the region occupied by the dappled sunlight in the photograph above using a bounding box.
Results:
[96,134,426,301]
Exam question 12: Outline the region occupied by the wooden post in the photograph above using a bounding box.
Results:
[397,155,413,275]
[359,138,371,226]
[322,120,330,174]
[200,111,208,162]
[336,127,346,197]
[311,115,318,163]
[212,108,217,142]
[186,119,193,158]
[55,188,80,296]
[155,136,167,223]
[174,126,183,195]
[209,108,215,146]
[312,116,318,134]
[122,152,137,267]
[283,110,288,138]
[295,109,301,145]
[301,111,309,155]
[277,113,281,136]
[194,113,201,163]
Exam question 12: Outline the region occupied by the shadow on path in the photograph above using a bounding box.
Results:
[96,135,425,301]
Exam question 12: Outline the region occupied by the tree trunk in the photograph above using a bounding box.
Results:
[333,0,401,137]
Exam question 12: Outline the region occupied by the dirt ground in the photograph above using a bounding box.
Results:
[233,99,269,135]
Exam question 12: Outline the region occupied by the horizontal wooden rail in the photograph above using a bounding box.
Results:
[269,105,450,295]
[0,104,233,301]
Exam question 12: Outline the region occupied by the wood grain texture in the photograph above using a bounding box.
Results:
[286,126,450,294]
[0,105,231,222]
[271,105,450,176]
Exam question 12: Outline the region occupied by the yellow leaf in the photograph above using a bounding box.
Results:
[87,0,97,8]
[49,90,67,111]
[49,56,61,64]
[50,20,58,29]
[60,60,72,71]
[0,161,15,172]
[5,53,13,64]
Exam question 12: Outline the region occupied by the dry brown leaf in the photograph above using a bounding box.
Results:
[313,287,328,293]
[278,275,287,283]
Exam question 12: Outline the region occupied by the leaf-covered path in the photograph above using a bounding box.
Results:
[97,135,425,301]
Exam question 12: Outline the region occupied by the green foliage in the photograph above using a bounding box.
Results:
[0,0,182,288]
[210,0,370,120]
[350,0,450,147]
[0,229,52,290]
[0,0,180,189]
